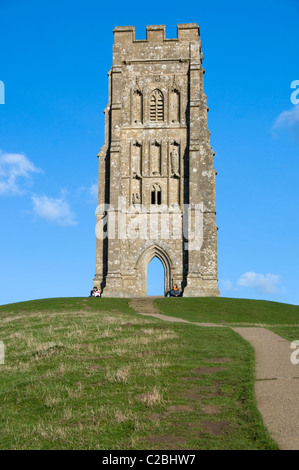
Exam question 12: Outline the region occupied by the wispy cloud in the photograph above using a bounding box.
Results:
[272,105,299,129]
[88,183,98,199]
[77,182,98,201]
[237,271,281,295]
[0,150,41,195]
[32,194,77,226]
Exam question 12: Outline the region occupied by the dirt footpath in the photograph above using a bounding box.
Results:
[130,298,299,450]
[233,327,299,450]
[130,298,224,327]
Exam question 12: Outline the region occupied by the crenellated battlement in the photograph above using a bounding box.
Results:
[113,23,200,44]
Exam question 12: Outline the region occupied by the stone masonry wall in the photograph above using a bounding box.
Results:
[94,24,220,297]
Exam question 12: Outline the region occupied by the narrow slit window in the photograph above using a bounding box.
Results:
[157,190,162,205]
[151,190,156,205]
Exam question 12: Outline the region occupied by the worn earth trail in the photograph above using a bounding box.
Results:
[130,298,299,450]
[130,298,224,327]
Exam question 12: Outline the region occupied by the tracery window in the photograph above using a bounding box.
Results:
[150,89,164,122]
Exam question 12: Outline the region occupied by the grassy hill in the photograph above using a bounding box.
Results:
[155,297,299,326]
[0,296,285,450]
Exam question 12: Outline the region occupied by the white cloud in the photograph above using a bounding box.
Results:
[77,182,98,201]
[272,105,299,129]
[237,271,281,295]
[32,195,77,226]
[0,150,41,195]
[88,183,98,199]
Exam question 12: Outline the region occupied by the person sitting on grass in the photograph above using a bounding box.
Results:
[169,284,181,297]
[90,286,101,297]
[90,287,96,296]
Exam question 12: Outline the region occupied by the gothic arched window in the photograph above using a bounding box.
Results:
[150,89,164,122]
[151,184,162,205]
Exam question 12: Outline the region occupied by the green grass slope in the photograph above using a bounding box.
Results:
[0,297,278,450]
[155,297,299,325]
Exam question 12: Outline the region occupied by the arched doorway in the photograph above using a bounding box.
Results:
[135,244,172,296]
[147,257,165,296]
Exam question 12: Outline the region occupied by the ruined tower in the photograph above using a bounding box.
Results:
[94,24,220,297]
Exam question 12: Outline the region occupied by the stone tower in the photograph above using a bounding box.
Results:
[94,24,220,297]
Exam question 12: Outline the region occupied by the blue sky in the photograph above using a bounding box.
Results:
[0,0,298,305]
